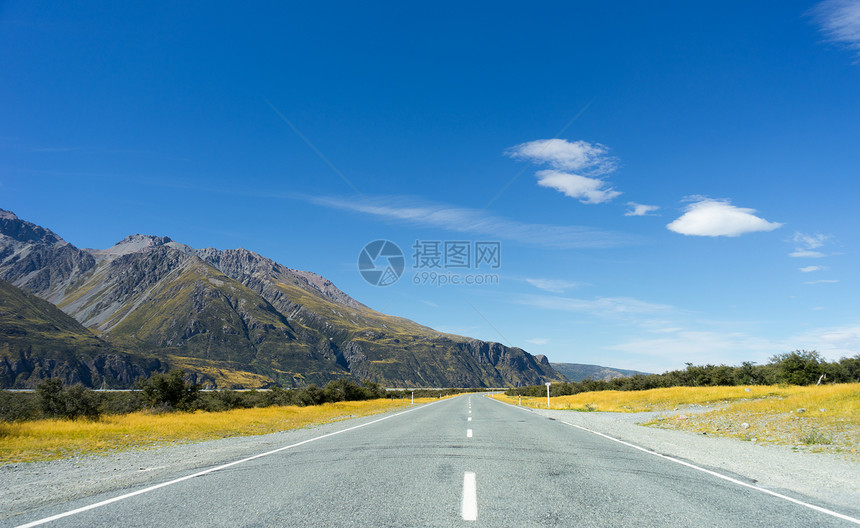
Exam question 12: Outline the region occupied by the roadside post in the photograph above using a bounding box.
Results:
[545,382,551,409]
[411,391,414,405]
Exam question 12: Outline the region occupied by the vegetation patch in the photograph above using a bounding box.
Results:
[0,398,436,464]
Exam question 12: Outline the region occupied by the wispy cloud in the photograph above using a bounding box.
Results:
[799,265,826,272]
[308,195,637,249]
[811,0,860,58]
[667,197,782,237]
[804,279,840,284]
[525,278,582,293]
[625,202,660,217]
[789,231,832,258]
[525,337,549,345]
[506,139,622,204]
[517,294,673,317]
[505,139,617,174]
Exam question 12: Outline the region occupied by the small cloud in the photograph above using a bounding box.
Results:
[525,278,581,294]
[525,338,549,345]
[799,265,826,272]
[793,232,830,249]
[667,198,782,237]
[804,279,840,284]
[789,231,832,258]
[421,300,439,307]
[505,138,617,175]
[811,0,860,59]
[625,202,660,217]
[506,138,622,205]
[535,170,621,204]
[790,250,827,258]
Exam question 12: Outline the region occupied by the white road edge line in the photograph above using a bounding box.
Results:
[462,471,477,521]
[490,397,860,526]
[467,429,473,438]
[14,398,449,528]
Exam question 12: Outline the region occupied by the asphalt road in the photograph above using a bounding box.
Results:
[6,395,860,527]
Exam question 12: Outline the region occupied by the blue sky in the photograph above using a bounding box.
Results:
[2,1,859,372]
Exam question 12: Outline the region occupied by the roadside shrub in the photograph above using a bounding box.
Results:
[35,379,100,420]
[0,390,38,421]
[138,369,200,412]
[98,391,144,415]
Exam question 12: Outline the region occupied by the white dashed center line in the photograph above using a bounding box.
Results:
[468,417,472,421]
[467,429,473,438]
[462,472,477,521]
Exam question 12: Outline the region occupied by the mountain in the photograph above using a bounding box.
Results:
[0,209,563,388]
[551,362,648,382]
[0,279,161,388]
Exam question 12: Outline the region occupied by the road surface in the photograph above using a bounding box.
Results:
[5,394,859,527]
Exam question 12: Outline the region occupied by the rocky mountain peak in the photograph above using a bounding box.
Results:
[0,209,66,246]
[99,234,191,258]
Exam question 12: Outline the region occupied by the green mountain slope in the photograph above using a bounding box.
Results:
[0,279,160,388]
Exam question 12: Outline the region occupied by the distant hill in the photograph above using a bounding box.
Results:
[551,362,649,382]
[0,209,564,389]
[0,279,161,388]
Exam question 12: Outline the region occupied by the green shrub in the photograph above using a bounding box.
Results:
[138,370,200,412]
[35,379,100,420]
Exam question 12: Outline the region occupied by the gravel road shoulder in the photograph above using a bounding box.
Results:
[525,404,860,515]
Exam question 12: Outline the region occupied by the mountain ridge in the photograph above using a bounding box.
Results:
[0,209,563,388]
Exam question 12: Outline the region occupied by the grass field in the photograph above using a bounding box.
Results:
[0,398,437,464]
[491,384,860,455]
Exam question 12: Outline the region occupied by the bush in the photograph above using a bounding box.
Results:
[35,379,100,420]
[0,390,38,422]
[138,370,200,412]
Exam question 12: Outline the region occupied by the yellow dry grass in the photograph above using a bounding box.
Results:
[0,398,437,465]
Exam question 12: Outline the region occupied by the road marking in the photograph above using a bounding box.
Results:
[13,399,449,528]
[467,429,473,438]
[468,417,472,421]
[492,398,860,526]
[469,410,471,414]
[462,472,477,521]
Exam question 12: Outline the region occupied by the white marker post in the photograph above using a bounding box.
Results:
[545,382,551,409]
[411,391,414,405]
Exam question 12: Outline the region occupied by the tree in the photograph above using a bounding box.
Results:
[770,350,825,385]
[138,370,200,411]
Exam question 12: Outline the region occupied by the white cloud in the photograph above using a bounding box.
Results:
[799,265,825,272]
[625,202,660,216]
[792,232,830,249]
[535,170,621,204]
[606,330,781,370]
[525,337,549,345]
[666,198,783,237]
[789,232,832,258]
[308,195,636,249]
[505,138,617,174]
[518,294,672,317]
[506,138,622,205]
[790,250,827,258]
[804,279,840,284]
[525,278,581,293]
[812,0,860,57]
